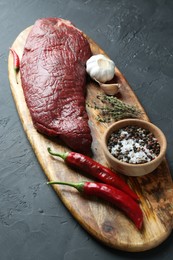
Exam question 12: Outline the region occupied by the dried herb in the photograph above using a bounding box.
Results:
[87,94,142,123]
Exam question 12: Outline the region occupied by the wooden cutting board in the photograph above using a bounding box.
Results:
[8,26,173,252]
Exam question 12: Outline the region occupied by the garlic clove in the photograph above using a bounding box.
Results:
[86,54,115,83]
[94,78,120,95]
[99,82,120,95]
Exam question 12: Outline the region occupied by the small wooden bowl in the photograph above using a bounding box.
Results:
[102,119,167,176]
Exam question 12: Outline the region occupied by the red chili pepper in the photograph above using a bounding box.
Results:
[10,48,20,84]
[47,148,139,202]
[47,181,143,230]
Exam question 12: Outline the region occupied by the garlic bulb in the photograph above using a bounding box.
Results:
[86,54,115,83]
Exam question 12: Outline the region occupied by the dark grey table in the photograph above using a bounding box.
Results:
[0,0,172,259]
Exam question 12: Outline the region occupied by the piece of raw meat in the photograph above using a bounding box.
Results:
[20,18,92,154]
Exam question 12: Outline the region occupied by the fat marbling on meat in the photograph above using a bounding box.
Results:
[20,18,92,154]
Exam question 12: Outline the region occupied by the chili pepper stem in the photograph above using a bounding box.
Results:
[14,68,19,84]
[47,147,68,160]
[47,181,84,192]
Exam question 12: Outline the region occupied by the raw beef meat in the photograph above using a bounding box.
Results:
[20,18,92,154]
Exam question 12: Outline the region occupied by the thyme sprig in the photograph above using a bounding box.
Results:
[87,94,142,123]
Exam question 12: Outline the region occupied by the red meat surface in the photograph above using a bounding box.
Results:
[20,18,92,154]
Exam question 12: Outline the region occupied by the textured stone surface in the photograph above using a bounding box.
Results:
[0,0,173,259]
